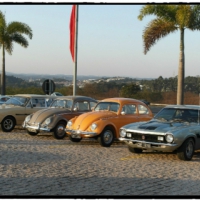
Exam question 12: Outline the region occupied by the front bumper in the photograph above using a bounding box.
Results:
[65,129,98,138]
[22,121,51,133]
[119,137,178,152]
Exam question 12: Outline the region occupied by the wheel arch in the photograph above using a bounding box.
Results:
[51,119,68,131]
[2,115,16,124]
[103,124,117,138]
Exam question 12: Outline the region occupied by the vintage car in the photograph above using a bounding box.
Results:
[0,94,55,132]
[119,105,200,161]
[22,96,98,139]
[65,98,153,147]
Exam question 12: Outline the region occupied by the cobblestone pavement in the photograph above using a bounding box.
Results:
[0,129,200,197]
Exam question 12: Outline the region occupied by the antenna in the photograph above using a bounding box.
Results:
[199,93,200,125]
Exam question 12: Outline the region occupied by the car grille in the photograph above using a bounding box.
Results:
[126,132,166,143]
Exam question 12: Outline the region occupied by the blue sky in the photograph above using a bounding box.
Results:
[0,4,200,79]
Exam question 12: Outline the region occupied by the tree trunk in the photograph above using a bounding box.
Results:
[1,45,5,95]
[177,28,185,105]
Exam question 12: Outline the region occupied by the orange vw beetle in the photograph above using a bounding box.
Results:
[65,98,153,147]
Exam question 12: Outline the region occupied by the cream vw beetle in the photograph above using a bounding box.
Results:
[0,94,55,132]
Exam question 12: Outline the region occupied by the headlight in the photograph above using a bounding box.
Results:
[45,117,52,125]
[165,134,174,143]
[120,129,126,138]
[91,123,97,131]
[25,115,32,123]
[67,121,72,128]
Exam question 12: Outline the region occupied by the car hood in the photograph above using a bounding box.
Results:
[29,108,71,123]
[123,119,191,134]
[73,111,117,130]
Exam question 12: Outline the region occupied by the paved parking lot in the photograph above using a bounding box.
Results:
[1,128,200,197]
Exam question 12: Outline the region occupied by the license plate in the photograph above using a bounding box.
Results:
[28,128,37,133]
[137,143,142,147]
[71,134,81,138]
[137,143,151,148]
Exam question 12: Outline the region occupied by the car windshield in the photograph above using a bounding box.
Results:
[5,97,29,106]
[154,107,200,123]
[50,99,73,109]
[94,102,120,112]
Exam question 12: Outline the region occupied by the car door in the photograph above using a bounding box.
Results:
[117,104,140,132]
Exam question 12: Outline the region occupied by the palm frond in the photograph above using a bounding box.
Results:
[138,5,177,22]
[143,18,177,54]
[188,5,200,30]
[11,33,29,48]
[0,11,6,29]
[176,5,192,28]
[7,22,32,39]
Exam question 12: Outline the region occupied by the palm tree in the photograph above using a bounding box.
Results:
[138,5,200,105]
[0,11,32,95]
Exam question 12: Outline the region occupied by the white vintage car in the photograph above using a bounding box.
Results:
[119,105,200,161]
[0,94,55,132]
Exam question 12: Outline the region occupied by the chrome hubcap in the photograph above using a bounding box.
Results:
[4,119,13,130]
[57,125,65,136]
[103,130,113,144]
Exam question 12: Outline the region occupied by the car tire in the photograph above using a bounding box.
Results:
[128,145,143,153]
[1,117,16,132]
[177,138,195,161]
[69,136,82,142]
[27,131,38,136]
[53,122,66,140]
[98,127,114,147]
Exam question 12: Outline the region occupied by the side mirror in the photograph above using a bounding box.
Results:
[73,107,78,111]
[121,111,125,115]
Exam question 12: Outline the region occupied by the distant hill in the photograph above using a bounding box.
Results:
[5,72,153,81]
[6,72,105,81]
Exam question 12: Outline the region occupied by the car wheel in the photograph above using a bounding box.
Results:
[98,127,114,147]
[177,138,195,161]
[69,136,82,142]
[53,122,66,140]
[27,131,38,136]
[1,117,16,132]
[128,145,143,153]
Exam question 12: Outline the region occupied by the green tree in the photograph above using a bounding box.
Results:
[119,83,141,98]
[138,5,200,105]
[0,11,32,95]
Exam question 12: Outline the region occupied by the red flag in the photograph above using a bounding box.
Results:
[69,5,76,62]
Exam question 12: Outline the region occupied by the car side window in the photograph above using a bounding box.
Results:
[138,104,149,114]
[74,101,90,111]
[122,104,137,114]
[46,98,54,107]
[32,98,45,108]
[90,101,97,110]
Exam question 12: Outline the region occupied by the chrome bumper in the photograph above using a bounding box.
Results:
[119,137,178,151]
[65,129,98,138]
[22,122,50,132]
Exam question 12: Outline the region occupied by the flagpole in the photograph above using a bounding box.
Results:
[73,5,78,96]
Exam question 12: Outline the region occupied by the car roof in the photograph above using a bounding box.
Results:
[54,95,97,101]
[13,94,54,98]
[100,97,146,104]
[165,105,200,110]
